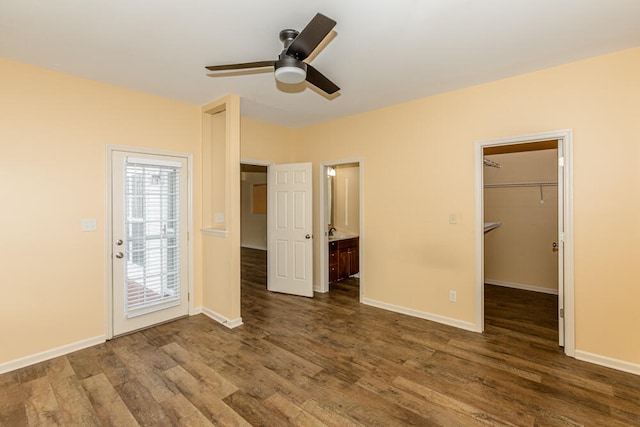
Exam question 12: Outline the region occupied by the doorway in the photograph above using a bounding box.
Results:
[474,130,574,356]
[240,160,314,298]
[483,140,560,343]
[107,147,193,338]
[240,160,271,292]
[240,163,268,252]
[319,159,364,300]
[240,162,269,297]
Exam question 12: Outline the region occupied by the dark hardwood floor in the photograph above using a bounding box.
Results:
[1,247,638,425]
[484,283,559,344]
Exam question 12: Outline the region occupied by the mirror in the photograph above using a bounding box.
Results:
[326,167,335,229]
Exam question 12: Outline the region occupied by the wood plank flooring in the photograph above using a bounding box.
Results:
[1,247,638,425]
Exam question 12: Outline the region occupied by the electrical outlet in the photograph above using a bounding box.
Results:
[449,290,457,302]
[449,213,457,224]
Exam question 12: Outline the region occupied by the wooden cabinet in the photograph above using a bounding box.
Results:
[329,241,340,283]
[329,237,359,283]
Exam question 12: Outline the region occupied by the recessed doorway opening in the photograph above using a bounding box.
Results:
[474,130,574,357]
[240,161,271,293]
[483,140,560,345]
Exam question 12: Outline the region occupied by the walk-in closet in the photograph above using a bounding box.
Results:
[483,140,560,341]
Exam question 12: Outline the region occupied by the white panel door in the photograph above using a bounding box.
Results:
[111,151,189,336]
[267,162,313,297]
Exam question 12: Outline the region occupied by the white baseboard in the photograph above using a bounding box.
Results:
[313,282,328,293]
[575,350,640,376]
[201,307,243,329]
[241,244,267,251]
[0,335,106,375]
[0,307,243,375]
[485,279,559,295]
[361,298,478,332]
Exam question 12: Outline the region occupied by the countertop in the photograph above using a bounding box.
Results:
[328,232,359,242]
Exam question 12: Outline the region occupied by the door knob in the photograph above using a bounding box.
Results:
[552,242,558,249]
[305,234,311,239]
[115,252,124,259]
[115,239,123,246]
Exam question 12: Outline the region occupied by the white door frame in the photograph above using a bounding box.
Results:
[318,158,364,301]
[105,145,194,340]
[474,130,574,357]
[241,158,274,168]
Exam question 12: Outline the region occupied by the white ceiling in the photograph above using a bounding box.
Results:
[2,1,640,128]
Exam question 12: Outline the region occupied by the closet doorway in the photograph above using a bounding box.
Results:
[474,130,574,357]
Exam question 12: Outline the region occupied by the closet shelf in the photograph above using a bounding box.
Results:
[484,181,557,188]
[483,158,502,168]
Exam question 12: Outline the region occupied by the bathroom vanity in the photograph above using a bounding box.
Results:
[329,236,359,283]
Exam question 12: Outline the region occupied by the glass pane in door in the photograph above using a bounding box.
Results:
[124,161,180,318]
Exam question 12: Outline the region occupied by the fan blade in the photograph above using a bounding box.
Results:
[286,13,336,60]
[205,60,275,72]
[305,64,340,95]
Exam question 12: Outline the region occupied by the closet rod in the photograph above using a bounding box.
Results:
[484,181,557,188]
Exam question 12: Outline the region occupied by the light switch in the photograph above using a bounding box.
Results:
[81,219,97,232]
[449,213,457,224]
[215,212,225,223]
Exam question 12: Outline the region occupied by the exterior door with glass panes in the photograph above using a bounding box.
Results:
[111,151,188,336]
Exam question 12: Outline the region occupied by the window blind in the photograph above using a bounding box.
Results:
[124,160,181,318]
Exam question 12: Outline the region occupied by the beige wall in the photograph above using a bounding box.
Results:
[202,111,226,229]
[332,164,360,235]
[484,149,558,292]
[241,171,268,249]
[294,47,640,366]
[0,58,202,365]
[201,96,241,321]
[3,45,640,371]
[240,118,296,163]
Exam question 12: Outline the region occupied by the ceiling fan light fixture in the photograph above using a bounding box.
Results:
[274,56,307,84]
[275,65,306,84]
[206,13,339,94]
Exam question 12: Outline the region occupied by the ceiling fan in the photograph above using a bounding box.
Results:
[205,13,340,95]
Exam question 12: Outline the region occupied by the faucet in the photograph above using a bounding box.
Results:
[328,227,336,237]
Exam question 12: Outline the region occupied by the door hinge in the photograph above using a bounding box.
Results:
[187,232,190,241]
[559,231,565,242]
[558,157,565,167]
[559,308,564,318]
[188,292,190,302]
